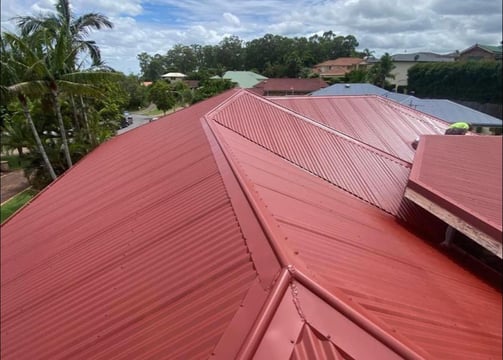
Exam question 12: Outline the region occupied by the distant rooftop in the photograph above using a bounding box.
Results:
[391,52,455,62]
[311,83,503,127]
[222,71,267,88]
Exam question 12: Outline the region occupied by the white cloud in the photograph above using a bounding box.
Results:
[1,0,502,74]
[223,12,240,26]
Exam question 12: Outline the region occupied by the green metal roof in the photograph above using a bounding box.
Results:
[478,44,503,54]
[222,71,268,88]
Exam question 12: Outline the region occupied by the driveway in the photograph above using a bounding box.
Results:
[1,170,30,203]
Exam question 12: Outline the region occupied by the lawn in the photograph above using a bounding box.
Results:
[1,188,38,224]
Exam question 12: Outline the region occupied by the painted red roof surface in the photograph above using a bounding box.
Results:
[1,89,501,359]
[270,95,450,163]
[208,91,411,215]
[212,122,502,359]
[409,134,502,240]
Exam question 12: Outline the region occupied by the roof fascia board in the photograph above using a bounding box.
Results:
[404,187,502,258]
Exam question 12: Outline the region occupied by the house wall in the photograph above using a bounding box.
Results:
[459,48,495,61]
[389,62,414,87]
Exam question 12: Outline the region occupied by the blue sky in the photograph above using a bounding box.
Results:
[2,0,502,75]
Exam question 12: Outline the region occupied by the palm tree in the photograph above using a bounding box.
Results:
[1,38,58,180]
[16,0,113,68]
[13,0,114,167]
[3,31,119,169]
[368,53,396,88]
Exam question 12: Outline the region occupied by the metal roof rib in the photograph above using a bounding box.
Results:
[1,88,501,359]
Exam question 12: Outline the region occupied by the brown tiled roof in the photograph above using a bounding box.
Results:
[314,57,366,67]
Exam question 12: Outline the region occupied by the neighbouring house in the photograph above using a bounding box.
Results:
[2,89,501,359]
[222,70,267,88]
[161,72,187,82]
[388,52,456,90]
[251,78,328,96]
[312,57,367,78]
[458,43,503,61]
[311,83,503,134]
[183,79,199,90]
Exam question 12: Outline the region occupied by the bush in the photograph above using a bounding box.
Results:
[408,61,502,103]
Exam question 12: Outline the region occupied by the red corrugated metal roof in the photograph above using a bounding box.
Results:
[409,134,502,240]
[208,91,411,215]
[2,88,501,359]
[270,95,450,163]
[0,90,279,359]
[211,123,502,359]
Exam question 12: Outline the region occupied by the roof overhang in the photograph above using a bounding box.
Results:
[406,135,502,258]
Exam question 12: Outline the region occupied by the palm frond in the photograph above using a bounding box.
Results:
[56,80,102,97]
[60,71,121,84]
[8,80,49,97]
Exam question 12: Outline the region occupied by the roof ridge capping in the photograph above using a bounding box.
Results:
[221,90,412,168]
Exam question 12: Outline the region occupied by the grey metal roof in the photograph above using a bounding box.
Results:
[311,83,502,126]
[406,99,502,126]
[391,52,455,62]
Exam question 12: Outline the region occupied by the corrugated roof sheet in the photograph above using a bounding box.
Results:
[2,88,501,360]
[212,124,502,359]
[223,71,268,88]
[409,134,503,240]
[311,84,503,127]
[270,95,448,162]
[0,90,264,359]
[208,91,412,215]
[409,99,502,126]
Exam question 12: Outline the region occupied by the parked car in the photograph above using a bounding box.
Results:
[124,112,133,125]
[149,117,158,123]
[119,117,129,129]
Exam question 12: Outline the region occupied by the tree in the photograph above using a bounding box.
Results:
[148,81,175,114]
[16,0,113,68]
[368,53,395,88]
[9,0,116,169]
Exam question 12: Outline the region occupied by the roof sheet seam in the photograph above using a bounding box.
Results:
[211,119,396,215]
[252,92,413,168]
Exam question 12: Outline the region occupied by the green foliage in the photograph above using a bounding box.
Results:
[368,53,395,88]
[343,68,369,83]
[191,79,234,103]
[148,81,175,114]
[138,31,362,80]
[118,74,148,110]
[408,61,502,103]
[1,188,38,223]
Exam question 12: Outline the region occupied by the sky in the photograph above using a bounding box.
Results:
[1,0,502,75]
